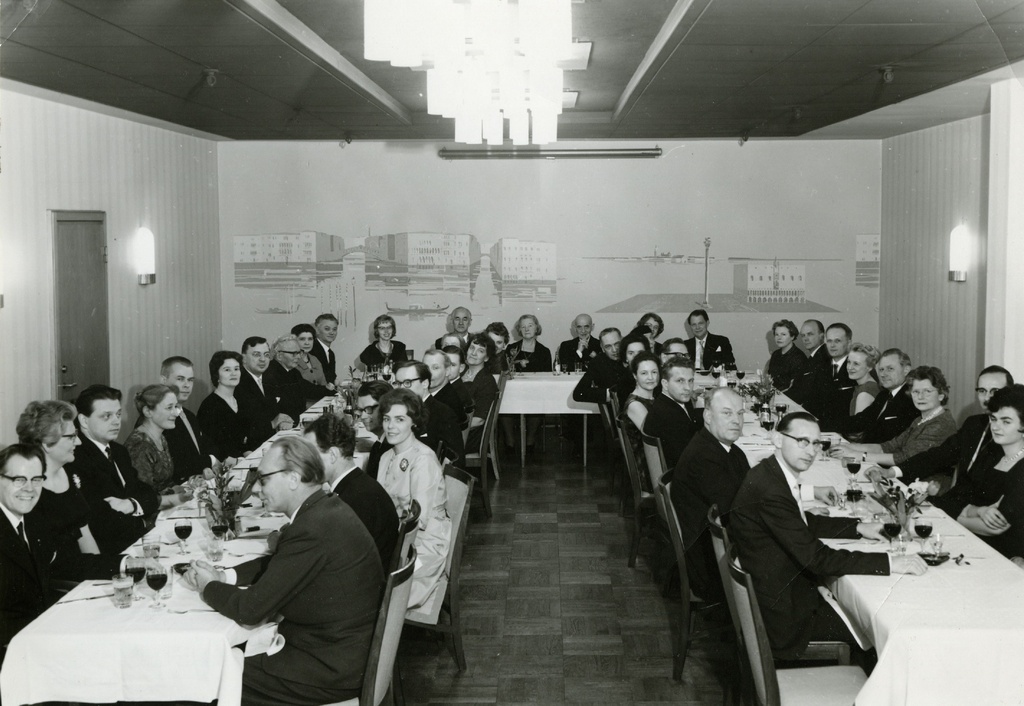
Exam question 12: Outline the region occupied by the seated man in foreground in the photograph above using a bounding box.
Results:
[729,413,927,660]
[187,437,384,706]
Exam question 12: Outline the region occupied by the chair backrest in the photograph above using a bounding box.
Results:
[706,504,743,647]
[598,401,618,442]
[727,549,780,706]
[475,395,500,456]
[443,465,476,576]
[640,432,668,490]
[388,500,421,574]
[658,481,692,606]
[615,418,645,506]
[360,545,417,706]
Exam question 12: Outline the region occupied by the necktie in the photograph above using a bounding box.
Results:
[792,484,809,525]
[698,340,705,368]
[832,363,839,379]
[105,447,127,488]
[180,413,201,453]
[17,521,31,552]
[254,375,265,395]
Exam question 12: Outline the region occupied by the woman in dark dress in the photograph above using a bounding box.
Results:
[503,315,553,451]
[198,350,248,461]
[359,314,407,372]
[618,352,660,493]
[17,400,101,554]
[484,322,511,374]
[936,385,1024,562]
[764,319,805,392]
[636,312,665,357]
[462,334,500,454]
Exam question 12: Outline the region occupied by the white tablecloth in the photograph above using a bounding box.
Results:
[498,372,600,415]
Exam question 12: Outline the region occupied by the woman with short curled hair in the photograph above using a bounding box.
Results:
[618,351,661,492]
[376,388,451,609]
[764,319,804,392]
[291,322,329,387]
[636,312,665,356]
[198,350,248,460]
[504,315,553,452]
[847,342,882,415]
[359,314,408,371]
[125,384,185,506]
[462,334,499,453]
[17,399,102,554]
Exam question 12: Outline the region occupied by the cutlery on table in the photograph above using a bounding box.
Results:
[58,593,114,604]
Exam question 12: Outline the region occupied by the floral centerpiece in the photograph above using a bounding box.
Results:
[868,479,932,533]
[185,463,247,537]
[739,374,776,411]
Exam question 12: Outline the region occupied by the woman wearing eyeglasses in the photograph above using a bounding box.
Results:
[16,400,102,555]
[359,314,408,372]
[376,388,451,609]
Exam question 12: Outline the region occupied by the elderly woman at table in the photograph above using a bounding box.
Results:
[934,385,1024,565]
[290,322,330,388]
[377,389,451,610]
[764,319,804,392]
[618,351,661,492]
[831,366,957,469]
[462,334,499,454]
[503,314,553,452]
[126,384,189,510]
[198,351,248,461]
[847,342,882,415]
[16,400,102,555]
[358,313,407,372]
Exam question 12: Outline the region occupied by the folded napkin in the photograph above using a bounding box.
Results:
[244,623,285,657]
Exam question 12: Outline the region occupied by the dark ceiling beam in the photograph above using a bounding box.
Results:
[221,0,412,126]
[611,0,715,125]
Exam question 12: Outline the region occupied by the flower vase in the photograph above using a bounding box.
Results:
[205,503,236,539]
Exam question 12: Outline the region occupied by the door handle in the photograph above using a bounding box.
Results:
[58,382,78,389]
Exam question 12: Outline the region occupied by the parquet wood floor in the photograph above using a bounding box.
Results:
[397,432,736,705]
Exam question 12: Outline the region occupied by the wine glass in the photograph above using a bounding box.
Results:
[381,365,392,383]
[882,518,902,548]
[711,366,722,380]
[915,519,933,540]
[774,401,788,417]
[126,560,147,601]
[174,519,192,554]
[146,566,169,610]
[736,370,746,380]
[760,415,775,432]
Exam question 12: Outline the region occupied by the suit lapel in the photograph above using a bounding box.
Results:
[1,516,39,580]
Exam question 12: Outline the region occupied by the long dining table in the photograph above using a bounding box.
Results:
[734,395,1024,706]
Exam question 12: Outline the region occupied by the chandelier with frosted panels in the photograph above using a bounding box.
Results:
[364,0,573,145]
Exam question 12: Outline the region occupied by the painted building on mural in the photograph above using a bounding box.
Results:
[489,238,558,303]
[734,260,806,304]
[233,230,346,290]
[363,232,480,297]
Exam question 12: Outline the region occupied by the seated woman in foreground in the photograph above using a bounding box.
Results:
[377,388,452,609]
[934,385,1024,566]
[846,342,882,415]
[832,366,957,469]
[617,351,661,492]
[125,384,188,510]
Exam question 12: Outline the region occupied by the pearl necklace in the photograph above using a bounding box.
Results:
[1003,446,1024,465]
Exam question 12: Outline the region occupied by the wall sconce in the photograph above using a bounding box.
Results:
[948,224,969,282]
[136,227,156,285]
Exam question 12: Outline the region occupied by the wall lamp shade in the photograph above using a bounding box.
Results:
[949,224,969,282]
[136,227,156,285]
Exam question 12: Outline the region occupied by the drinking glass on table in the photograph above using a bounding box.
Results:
[112,573,134,609]
[146,566,170,610]
[174,519,192,554]
[774,401,788,417]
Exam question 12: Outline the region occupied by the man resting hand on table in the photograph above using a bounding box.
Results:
[729,413,927,660]
[185,436,384,706]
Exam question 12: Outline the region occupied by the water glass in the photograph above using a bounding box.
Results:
[204,537,224,563]
[142,542,161,559]
[112,573,134,609]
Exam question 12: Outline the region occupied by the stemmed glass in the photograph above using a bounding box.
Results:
[146,566,169,610]
[881,515,903,550]
[174,519,192,555]
[381,365,392,383]
[736,370,747,380]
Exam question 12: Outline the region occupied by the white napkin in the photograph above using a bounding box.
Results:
[243,623,285,657]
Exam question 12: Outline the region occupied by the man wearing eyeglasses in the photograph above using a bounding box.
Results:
[356,380,392,480]
[729,413,927,660]
[393,360,464,466]
[186,436,383,706]
[877,365,1014,490]
[264,334,333,424]
[0,444,136,666]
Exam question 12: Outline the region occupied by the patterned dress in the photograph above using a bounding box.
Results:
[379,440,451,609]
[125,428,176,493]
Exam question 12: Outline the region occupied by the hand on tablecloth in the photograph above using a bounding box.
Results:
[855,522,887,542]
[814,486,840,506]
[184,560,226,594]
[891,555,928,575]
[977,504,1010,533]
[273,414,295,431]
[866,465,897,482]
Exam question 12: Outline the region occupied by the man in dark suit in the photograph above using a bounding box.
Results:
[356,380,393,480]
[66,385,161,554]
[309,313,339,385]
[236,336,294,449]
[882,365,1013,488]
[394,360,464,465]
[572,327,632,405]
[424,349,468,430]
[787,319,829,415]
[434,306,473,349]
[188,437,384,706]
[819,323,856,419]
[683,309,735,370]
[1,444,136,666]
[644,355,702,471]
[160,356,217,482]
[670,387,750,602]
[557,314,601,372]
[729,413,926,659]
[304,416,399,569]
[822,348,917,444]
[264,334,333,423]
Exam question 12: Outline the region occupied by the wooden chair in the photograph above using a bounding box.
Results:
[707,506,851,671]
[726,550,866,706]
[615,417,656,568]
[387,500,420,574]
[463,395,499,518]
[404,465,476,671]
[658,481,708,680]
[640,432,670,525]
[324,545,417,706]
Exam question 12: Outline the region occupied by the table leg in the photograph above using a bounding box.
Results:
[583,416,588,467]
[520,414,526,467]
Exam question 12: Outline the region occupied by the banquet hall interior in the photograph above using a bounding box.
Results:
[1,0,1024,704]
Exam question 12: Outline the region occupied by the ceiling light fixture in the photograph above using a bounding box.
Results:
[438,147,662,160]
[364,0,574,145]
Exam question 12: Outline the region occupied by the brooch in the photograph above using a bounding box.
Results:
[72,473,81,488]
[400,458,409,472]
